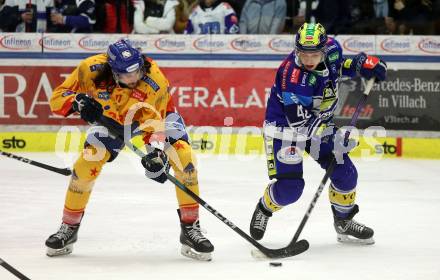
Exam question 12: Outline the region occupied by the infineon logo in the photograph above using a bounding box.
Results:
[78,36,111,51]
[418,38,440,54]
[0,35,32,50]
[380,38,411,53]
[231,37,263,52]
[40,36,72,50]
[193,37,226,52]
[128,39,148,51]
[154,38,186,52]
[268,38,294,53]
[342,37,374,53]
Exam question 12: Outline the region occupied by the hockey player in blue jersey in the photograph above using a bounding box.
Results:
[184,0,239,34]
[249,23,387,244]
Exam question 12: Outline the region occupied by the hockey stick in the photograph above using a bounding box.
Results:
[288,78,375,246]
[0,258,30,280]
[98,118,309,259]
[0,150,72,176]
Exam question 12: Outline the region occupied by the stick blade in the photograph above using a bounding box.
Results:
[251,239,309,260]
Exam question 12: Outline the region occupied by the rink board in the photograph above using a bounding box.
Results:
[1,34,440,131]
[0,131,439,159]
[1,34,439,159]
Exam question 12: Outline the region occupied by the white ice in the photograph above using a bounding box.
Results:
[1,152,439,280]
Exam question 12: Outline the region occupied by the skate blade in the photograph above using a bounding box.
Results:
[181,245,212,261]
[337,234,375,245]
[46,244,74,257]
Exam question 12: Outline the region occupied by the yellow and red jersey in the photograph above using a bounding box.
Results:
[50,53,174,143]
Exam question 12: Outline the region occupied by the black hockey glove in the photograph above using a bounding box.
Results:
[72,93,103,124]
[352,52,387,82]
[141,148,170,184]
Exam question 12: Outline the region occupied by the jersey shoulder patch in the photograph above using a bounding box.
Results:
[89,64,104,72]
[141,76,160,92]
[141,60,166,92]
[325,38,343,64]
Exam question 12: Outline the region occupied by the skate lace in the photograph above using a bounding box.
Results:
[187,221,207,243]
[53,223,76,241]
[344,219,365,233]
[254,210,269,230]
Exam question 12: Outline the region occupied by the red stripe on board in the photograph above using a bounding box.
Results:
[396,137,402,157]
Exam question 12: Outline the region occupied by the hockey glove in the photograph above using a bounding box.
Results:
[141,148,170,184]
[352,52,387,82]
[331,127,359,163]
[72,93,103,124]
[311,123,357,154]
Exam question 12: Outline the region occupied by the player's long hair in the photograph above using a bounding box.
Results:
[94,55,152,91]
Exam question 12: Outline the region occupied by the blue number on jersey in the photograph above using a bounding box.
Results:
[198,22,221,34]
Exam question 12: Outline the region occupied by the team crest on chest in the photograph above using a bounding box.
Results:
[323,87,336,99]
[321,80,337,99]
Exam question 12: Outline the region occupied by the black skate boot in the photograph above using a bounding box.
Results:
[332,205,374,245]
[178,210,214,261]
[249,201,272,240]
[45,223,80,257]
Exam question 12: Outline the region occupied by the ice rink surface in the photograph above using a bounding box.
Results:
[1,152,439,280]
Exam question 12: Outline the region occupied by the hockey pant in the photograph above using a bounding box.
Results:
[62,126,200,225]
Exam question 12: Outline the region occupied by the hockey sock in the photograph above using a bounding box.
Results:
[63,207,84,225]
[329,183,356,218]
[261,183,283,213]
[179,205,199,223]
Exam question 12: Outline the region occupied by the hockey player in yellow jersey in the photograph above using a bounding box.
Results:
[46,39,214,261]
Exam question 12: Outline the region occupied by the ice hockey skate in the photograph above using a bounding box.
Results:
[45,223,80,257]
[249,201,272,240]
[332,205,374,245]
[180,219,214,261]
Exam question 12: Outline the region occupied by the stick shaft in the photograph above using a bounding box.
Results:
[0,258,30,280]
[0,150,72,176]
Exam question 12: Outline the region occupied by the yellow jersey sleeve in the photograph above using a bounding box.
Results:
[50,54,106,116]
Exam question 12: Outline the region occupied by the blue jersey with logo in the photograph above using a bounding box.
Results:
[265,37,358,139]
[184,2,239,34]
